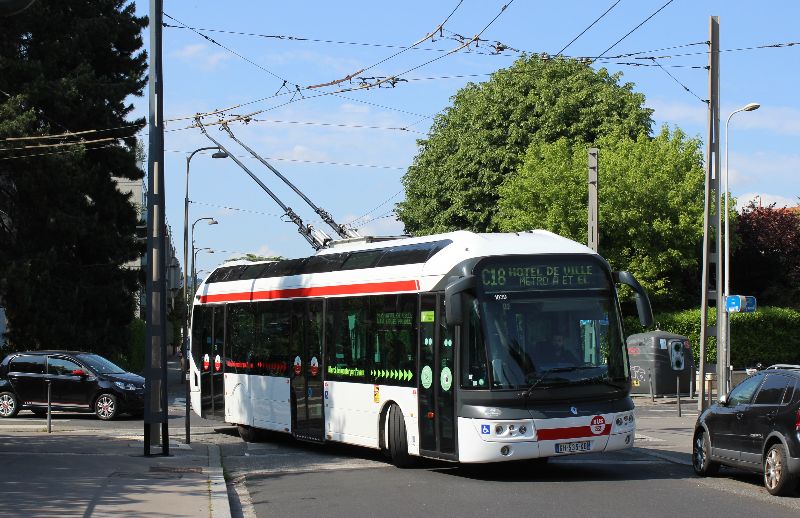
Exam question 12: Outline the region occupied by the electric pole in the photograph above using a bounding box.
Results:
[588,148,599,252]
[145,0,169,455]
[698,16,721,411]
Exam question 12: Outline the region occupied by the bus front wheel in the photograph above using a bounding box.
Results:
[388,403,414,468]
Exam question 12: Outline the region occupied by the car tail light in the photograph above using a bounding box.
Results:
[795,409,800,432]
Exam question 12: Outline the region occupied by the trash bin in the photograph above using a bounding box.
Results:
[626,331,695,396]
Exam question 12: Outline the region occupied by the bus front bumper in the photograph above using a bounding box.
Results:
[456,414,636,463]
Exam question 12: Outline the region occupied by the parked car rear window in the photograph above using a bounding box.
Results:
[754,374,792,405]
[9,355,45,374]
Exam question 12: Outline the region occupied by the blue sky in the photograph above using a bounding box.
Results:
[130,1,800,274]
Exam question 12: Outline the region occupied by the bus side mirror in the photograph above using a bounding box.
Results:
[613,271,653,328]
[445,275,476,326]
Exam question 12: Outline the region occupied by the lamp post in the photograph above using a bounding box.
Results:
[182,147,227,371]
[191,247,214,296]
[721,102,760,396]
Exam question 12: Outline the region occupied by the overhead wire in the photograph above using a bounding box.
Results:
[596,0,676,59]
[164,12,298,89]
[646,57,708,103]
[306,0,465,89]
[556,0,622,55]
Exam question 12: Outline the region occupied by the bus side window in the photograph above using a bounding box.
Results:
[461,298,488,389]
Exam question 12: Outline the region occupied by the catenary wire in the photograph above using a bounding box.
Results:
[597,0,676,58]
[556,0,622,55]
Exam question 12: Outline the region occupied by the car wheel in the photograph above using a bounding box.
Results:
[387,403,414,468]
[692,429,719,476]
[94,394,119,421]
[764,443,796,496]
[0,392,19,418]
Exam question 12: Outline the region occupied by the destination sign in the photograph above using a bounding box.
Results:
[478,257,608,292]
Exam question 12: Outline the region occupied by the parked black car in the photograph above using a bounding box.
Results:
[0,351,144,421]
[693,367,800,496]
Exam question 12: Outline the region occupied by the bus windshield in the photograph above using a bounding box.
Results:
[473,255,628,391]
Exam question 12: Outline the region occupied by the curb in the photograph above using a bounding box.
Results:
[208,444,232,518]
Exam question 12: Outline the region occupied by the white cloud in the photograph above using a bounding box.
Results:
[732,106,800,136]
[648,99,706,126]
[171,44,206,59]
[253,244,282,259]
[170,44,232,71]
[648,99,800,137]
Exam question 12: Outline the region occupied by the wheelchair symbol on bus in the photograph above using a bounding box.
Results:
[481,424,491,435]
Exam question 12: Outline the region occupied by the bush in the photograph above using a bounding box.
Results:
[624,306,800,368]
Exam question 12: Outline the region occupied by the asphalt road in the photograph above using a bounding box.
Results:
[233,441,799,518]
[3,385,798,518]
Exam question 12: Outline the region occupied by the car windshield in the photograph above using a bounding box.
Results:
[473,255,628,391]
[75,354,126,374]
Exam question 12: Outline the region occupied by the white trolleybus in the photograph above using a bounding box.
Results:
[189,230,652,466]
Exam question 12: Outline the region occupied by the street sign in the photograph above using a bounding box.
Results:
[726,295,757,313]
[726,295,744,313]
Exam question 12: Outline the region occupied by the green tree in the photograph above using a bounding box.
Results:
[397,55,653,234]
[496,127,705,308]
[0,1,147,355]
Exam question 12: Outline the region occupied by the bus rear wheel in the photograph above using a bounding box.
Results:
[388,403,414,468]
[238,424,262,443]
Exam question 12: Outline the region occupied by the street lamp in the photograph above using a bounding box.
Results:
[721,101,760,396]
[183,147,227,373]
[191,247,214,297]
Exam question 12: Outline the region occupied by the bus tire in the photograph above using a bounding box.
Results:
[388,403,414,468]
[238,424,261,443]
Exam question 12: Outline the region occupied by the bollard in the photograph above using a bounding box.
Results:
[707,378,713,408]
[689,374,694,400]
[676,377,681,417]
[648,369,654,403]
[46,380,52,434]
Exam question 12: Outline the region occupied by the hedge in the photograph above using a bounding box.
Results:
[624,306,800,368]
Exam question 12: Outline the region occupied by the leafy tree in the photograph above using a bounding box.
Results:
[397,55,653,234]
[732,203,800,309]
[496,127,705,307]
[0,1,147,355]
[495,127,705,308]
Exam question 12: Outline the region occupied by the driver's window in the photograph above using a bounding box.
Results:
[728,374,763,406]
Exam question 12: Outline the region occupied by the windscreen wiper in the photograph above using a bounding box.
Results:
[520,367,573,399]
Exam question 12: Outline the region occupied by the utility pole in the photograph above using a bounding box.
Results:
[145,0,168,455]
[588,148,599,252]
[698,16,721,411]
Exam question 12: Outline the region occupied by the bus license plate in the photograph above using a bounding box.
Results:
[555,441,591,453]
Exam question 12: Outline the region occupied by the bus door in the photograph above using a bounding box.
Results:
[418,294,457,460]
[209,305,226,420]
[290,299,325,442]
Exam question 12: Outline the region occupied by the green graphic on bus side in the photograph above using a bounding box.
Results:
[371,369,414,381]
[421,365,433,389]
[327,366,365,377]
[440,366,452,391]
[420,310,435,323]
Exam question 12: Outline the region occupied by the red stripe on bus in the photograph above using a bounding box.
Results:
[536,425,610,441]
[198,279,420,304]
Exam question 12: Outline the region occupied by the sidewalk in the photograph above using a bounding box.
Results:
[0,359,231,518]
[631,394,702,466]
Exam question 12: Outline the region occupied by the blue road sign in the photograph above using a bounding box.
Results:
[726,295,744,313]
[744,296,757,313]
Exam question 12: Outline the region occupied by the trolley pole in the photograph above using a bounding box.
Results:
[587,148,598,252]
